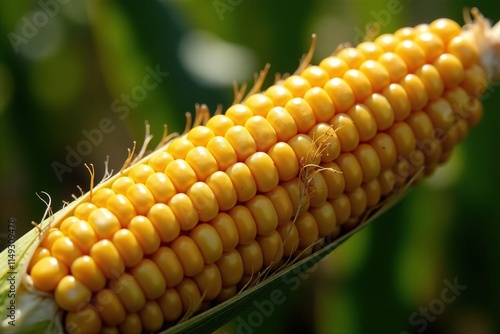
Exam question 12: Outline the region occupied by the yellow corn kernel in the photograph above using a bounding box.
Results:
[295,212,319,249]
[87,208,120,240]
[245,152,279,193]
[144,173,176,204]
[168,193,199,231]
[65,306,102,334]
[91,188,115,208]
[382,83,411,122]
[257,230,283,268]
[387,122,417,159]
[106,194,136,227]
[324,78,355,113]
[353,143,381,183]
[330,114,359,152]
[27,247,51,273]
[363,93,394,131]
[395,40,426,72]
[185,147,218,181]
[74,203,97,221]
[406,111,435,141]
[309,201,337,237]
[461,64,488,98]
[414,64,445,101]
[70,255,106,292]
[100,327,119,334]
[347,104,377,142]
[67,220,97,254]
[157,288,183,322]
[186,126,215,147]
[147,151,174,173]
[399,74,428,111]
[285,97,316,133]
[51,236,83,268]
[413,31,445,63]
[374,34,400,52]
[308,123,341,162]
[137,300,163,332]
[126,183,156,216]
[447,35,479,69]
[394,27,415,40]
[265,106,299,142]
[206,136,238,171]
[264,85,294,107]
[147,203,180,243]
[379,169,397,196]
[425,97,455,132]
[165,159,197,194]
[176,278,202,314]
[347,187,368,218]
[171,236,204,277]
[130,258,166,300]
[109,274,146,313]
[205,114,235,136]
[112,229,143,268]
[264,186,293,225]
[128,164,155,184]
[282,177,311,218]
[369,133,397,171]
[225,104,254,125]
[359,60,390,92]
[308,172,328,207]
[30,256,68,291]
[166,137,195,160]
[301,65,329,87]
[363,178,382,208]
[189,223,223,264]
[225,162,257,202]
[283,75,312,97]
[152,246,184,287]
[357,41,384,60]
[336,47,366,69]
[303,87,335,123]
[187,182,219,222]
[203,172,236,212]
[322,162,346,199]
[246,195,279,235]
[244,93,274,117]
[216,249,244,288]
[128,215,160,255]
[429,18,461,44]
[319,56,349,78]
[59,216,78,235]
[276,221,300,256]
[343,69,373,102]
[330,194,351,225]
[229,205,257,245]
[90,239,124,279]
[224,125,257,161]
[434,53,464,89]
[95,289,126,326]
[244,115,278,152]
[118,313,142,334]
[378,52,408,82]
[55,275,91,312]
[208,213,239,251]
[194,263,222,301]
[336,152,363,192]
[267,142,300,181]
[237,240,264,276]
[287,134,320,165]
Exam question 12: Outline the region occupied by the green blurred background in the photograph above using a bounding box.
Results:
[1,0,500,333]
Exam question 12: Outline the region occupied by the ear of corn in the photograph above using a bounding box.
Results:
[1,8,500,334]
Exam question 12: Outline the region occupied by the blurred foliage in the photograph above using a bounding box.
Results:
[1,0,500,333]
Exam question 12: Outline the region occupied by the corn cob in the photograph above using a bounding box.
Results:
[2,8,500,334]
